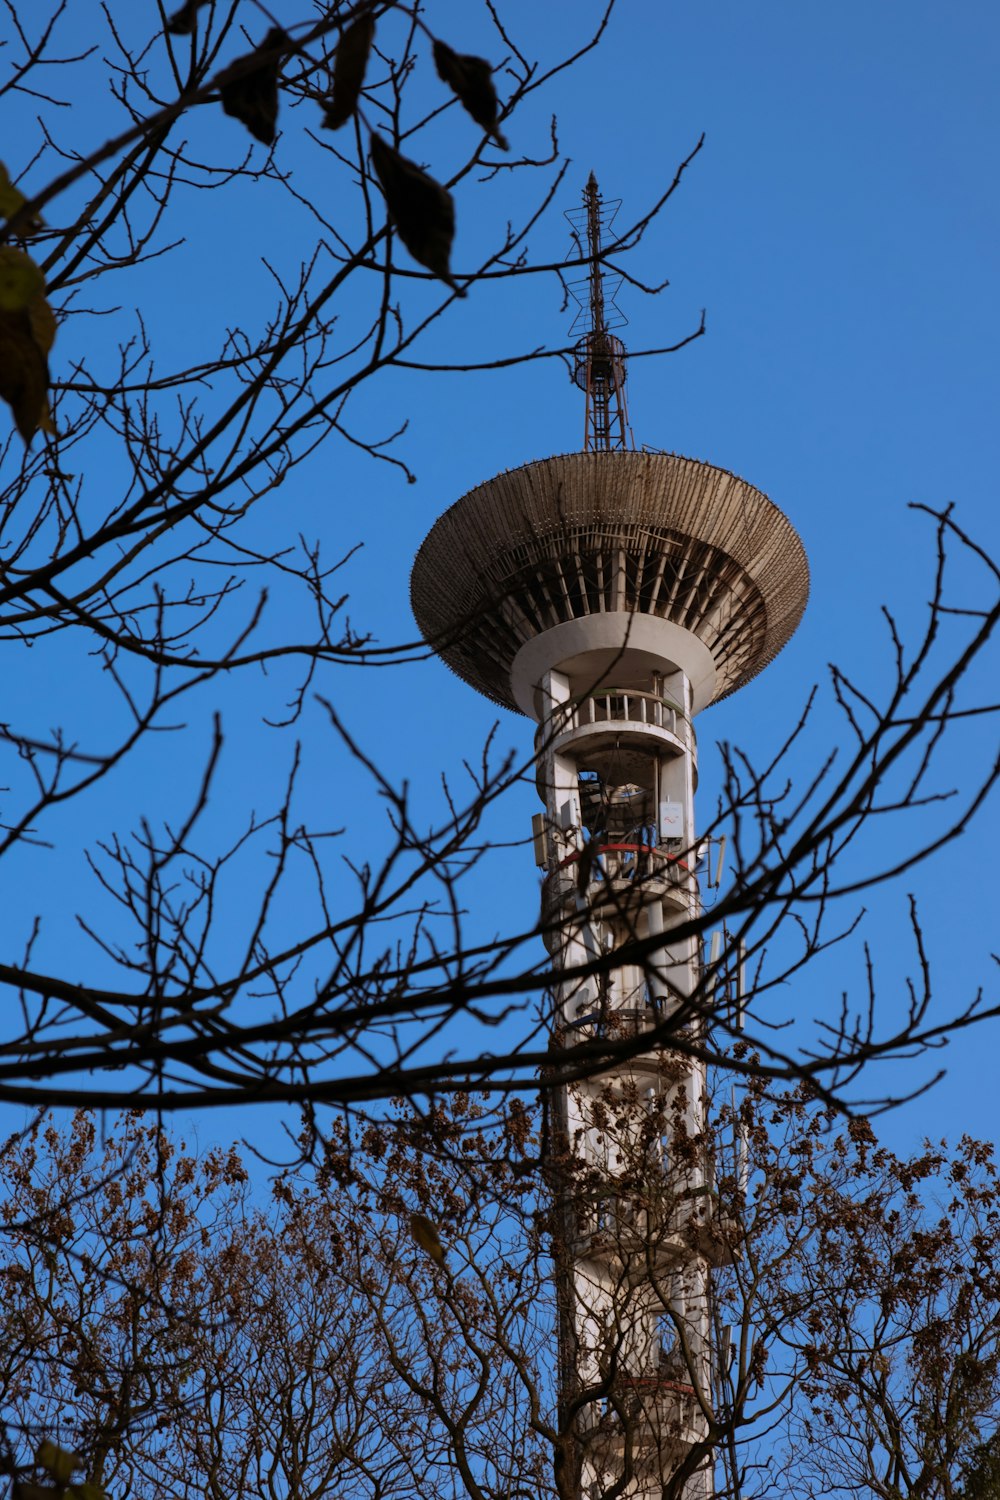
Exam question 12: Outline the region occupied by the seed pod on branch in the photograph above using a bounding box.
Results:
[432,39,508,151]
[322,13,375,131]
[369,133,463,295]
[218,28,289,146]
[164,0,210,36]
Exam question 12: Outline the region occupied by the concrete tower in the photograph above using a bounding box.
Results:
[410,181,808,1500]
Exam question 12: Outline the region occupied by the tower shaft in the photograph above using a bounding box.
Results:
[536,658,720,1499]
[412,422,807,1499]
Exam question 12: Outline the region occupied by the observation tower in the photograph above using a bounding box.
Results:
[411,176,808,1500]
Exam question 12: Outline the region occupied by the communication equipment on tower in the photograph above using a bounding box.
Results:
[660,800,685,840]
[713,834,727,890]
[733,1085,750,1195]
[736,939,747,1031]
[531,812,550,868]
[707,927,748,1032]
[564,173,634,452]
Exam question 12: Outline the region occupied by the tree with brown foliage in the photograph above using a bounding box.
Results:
[0,1105,554,1498]
[4,1097,1000,1500]
[707,1085,1000,1500]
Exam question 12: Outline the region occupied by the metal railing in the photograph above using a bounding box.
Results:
[582,688,685,734]
[563,1005,695,1042]
[536,687,688,750]
[556,842,694,889]
[591,1378,703,1451]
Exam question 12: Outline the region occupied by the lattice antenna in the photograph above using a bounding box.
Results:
[565,173,633,451]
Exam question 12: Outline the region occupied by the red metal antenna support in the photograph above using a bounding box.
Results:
[573,173,632,452]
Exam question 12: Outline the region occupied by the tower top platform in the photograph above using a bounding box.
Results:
[411,450,808,717]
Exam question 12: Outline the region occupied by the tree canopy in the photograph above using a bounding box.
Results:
[4,1098,1000,1500]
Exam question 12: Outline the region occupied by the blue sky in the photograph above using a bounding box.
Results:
[1,0,997,1159]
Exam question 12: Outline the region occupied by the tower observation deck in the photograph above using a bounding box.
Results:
[410,181,808,1500]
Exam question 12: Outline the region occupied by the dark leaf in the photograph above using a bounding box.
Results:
[36,1443,77,1487]
[432,39,508,150]
[322,13,375,130]
[369,134,463,295]
[0,246,45,311]
[0,162,43,233]
[0,308,53,443]
[0,248,55,442]
[218,28,288,146]
[165,0,210,36]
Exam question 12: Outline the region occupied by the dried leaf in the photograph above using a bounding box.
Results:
[0,246,45,311]
[369,134,462,295]
[322,13,375,130]
[0,162,43,233]
[0,246,55,439]
[36,1441,77,1486]
[432,40,508,150]
[28,291,56,355]
[0,163,24,221]
[0,309,53,443]
[165,0,210,35]
[0,247,56,347]
[218,28,288,146]
[409,1211,446,1265]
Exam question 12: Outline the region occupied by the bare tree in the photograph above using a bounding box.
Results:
[0,1,994,1123]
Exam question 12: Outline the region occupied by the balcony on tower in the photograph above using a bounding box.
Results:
[585,1373,708,1480]
[534,683,695,776]
[575,1176,735,1273]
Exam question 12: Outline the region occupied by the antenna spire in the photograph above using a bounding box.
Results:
[567,173,632,452]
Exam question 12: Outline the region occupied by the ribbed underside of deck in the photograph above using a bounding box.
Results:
[411,452,809,712]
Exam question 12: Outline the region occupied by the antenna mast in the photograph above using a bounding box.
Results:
[568,173,632,452]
